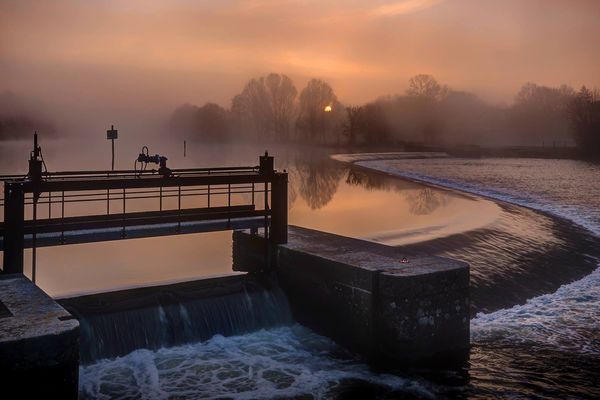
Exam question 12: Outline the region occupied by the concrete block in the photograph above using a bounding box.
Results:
[0,274,79,399]
[234,225,470,364]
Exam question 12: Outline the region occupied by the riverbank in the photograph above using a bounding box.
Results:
[333,152,600,315]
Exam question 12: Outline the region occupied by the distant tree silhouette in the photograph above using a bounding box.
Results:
[264,73,297,140]
[342,106,364,146]
[568,86,600,158]
[296,79,343,143]
[231,73,297,140]
[196,103,231,141]
[406,74,448,101]
[169,103,231,141]
[231,78,271,138]
[361,102,390,144]
[438,91,499,144]
[406,74,448,144]
[511,82,574,145]
[170,103,199,135]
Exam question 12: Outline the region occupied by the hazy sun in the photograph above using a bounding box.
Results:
[324,105,332,112]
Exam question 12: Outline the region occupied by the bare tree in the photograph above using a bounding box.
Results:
[406,74,448,101]
[296,79,341,143]
[169,103,231,142]
[232,78,272,138]
[568,86,600,158]
[342,106,364,146]
[264,73,297,140]
[196,103,231,141]
[231,73,297,140]
[511,82,575,145]
[406,74,448,144]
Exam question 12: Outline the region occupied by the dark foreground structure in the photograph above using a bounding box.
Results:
[0,274,79,398]
[234,226,470,364]
[0,136,470,397]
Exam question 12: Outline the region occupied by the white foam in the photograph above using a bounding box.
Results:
[471,266,600,354]
[80,325,436,399]
[351,157,600,355]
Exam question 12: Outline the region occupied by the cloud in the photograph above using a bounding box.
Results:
[368,0,445,18]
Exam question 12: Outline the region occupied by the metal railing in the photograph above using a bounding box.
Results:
[1,153,288,282]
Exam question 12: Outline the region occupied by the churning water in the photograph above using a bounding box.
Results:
[79,325,435,400]
[359,157,600,399]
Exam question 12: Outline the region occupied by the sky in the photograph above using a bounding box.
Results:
[1,0,599,133]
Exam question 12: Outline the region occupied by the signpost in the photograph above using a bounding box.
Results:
[107,125,118,171]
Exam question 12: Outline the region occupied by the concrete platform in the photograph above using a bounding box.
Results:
[234,225,470,364]
[0,274,79,399]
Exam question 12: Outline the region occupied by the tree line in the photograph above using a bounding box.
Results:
[170,73,600,158]
[170,74,343,144]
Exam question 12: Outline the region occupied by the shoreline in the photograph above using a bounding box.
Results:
[333,152,599,239]
[332,152,600,315]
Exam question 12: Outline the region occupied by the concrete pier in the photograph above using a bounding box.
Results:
[0,274,79,399]
[234,225,470,364]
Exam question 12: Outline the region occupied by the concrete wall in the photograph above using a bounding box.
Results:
[234,226,470,364]
[0,274,79,399]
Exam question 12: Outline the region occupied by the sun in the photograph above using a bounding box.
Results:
[324,105,332,112]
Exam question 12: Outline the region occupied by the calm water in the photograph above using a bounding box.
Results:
[2,140,599,398]
[1,141,496,297]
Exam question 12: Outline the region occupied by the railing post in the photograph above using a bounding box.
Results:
[3,181,25,274]
[270,172,288,245]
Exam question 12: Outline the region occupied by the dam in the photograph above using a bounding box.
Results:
[0,137,469,398]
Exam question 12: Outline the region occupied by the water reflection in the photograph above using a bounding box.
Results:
[1,142,496,297]
[406,188,449,215]
[345,168,391,191]
[292,155,343,210]
[345,167,450,215]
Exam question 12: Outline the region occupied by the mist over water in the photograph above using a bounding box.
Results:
[2,1,600,398]
[356,156,600,398]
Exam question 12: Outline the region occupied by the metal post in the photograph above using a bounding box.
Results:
[264,180,270,271]
[107,172,110,215]
[177,186,181,232]
[32,197,37,283]
[61,190,65,244]
[121,187,126,238]
[3,182,25,274]
[271,172,288,245]
[227,183,231,225]
[264,181,269,239]
[111,139,115,171]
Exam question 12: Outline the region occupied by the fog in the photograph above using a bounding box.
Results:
[1,0,599,143]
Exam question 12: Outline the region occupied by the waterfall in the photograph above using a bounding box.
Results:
[60,278,293,364]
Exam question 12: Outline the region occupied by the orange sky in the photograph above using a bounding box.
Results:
[1,0,599,131]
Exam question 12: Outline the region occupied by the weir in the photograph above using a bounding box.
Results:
[0,135,470,398]
[59,274,292,364]
[234,226,470,364]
